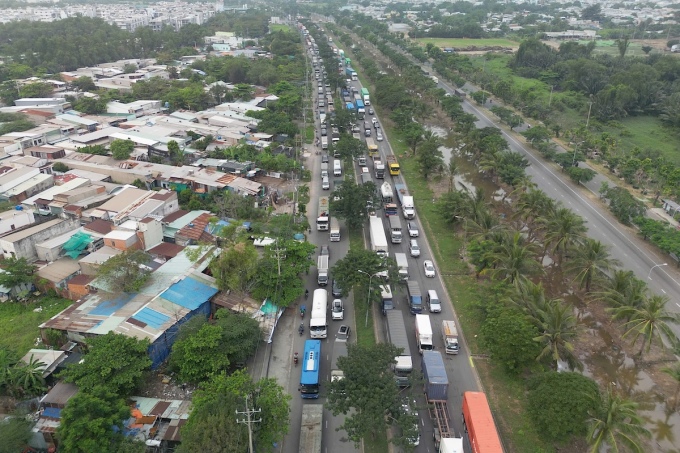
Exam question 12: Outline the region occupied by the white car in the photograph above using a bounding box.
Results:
[407,222,419,237]
[331,299,344,320]
[424,260,436,278]
[376,133,384,141]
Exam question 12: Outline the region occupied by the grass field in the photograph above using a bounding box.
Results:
[386,123,555,453]
[270,24,291,33]
[415,37,519,48]
[607,116,680,164]
[0,297,72,356]
[581,40,665,57]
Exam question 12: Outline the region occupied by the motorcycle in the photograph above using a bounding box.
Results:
[298,323,304,336]
[294,352,299,366]
[300,304,306,319]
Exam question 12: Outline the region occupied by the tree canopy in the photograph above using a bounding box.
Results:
[110,139,134,160]
[96,249,152,293]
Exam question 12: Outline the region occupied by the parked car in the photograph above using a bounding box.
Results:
[332,279,343,298]
[337,325,351,341]
[407,222,419,237]
[331,299,344,320]
[424,260,436,278]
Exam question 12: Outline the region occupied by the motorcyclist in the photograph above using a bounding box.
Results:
[305,289,309,299]
[294,352,299,365]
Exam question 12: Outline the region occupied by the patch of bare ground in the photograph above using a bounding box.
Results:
[138,366,198,400]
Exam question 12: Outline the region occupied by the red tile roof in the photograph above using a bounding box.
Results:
[162,209,189,223]
[84,219,113,235]
[176,212,213,242]
[148,242,185,259]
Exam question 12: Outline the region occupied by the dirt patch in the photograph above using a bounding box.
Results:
[138,367,198,400]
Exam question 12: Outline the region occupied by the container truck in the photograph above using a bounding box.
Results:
[423,350,455,449]
[389,215,403,244]
[416,314,434,354]
[439,438,464,453]
[345,101,355,111]
[373,155,385,179]
[330,217,340,242]
[361,87,370,105]
[316,196,329,231]
[369,216,388,257]
[330,340,348,382]
[407,281,423,314]
[385,310,413,387]
[395,252,409,280]
[355,99,365,118]
[442,320,460,355]
[395,183,415,219]
[386,155,400,176]
[317,255,329,286]
[462,392,503,453]
[345,67,354,77]
[299,404,323,453]
[380,284,393,314]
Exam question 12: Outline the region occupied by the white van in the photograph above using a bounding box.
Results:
[333,159,342,176]
[426,290,441,313]
[322,176,330,190]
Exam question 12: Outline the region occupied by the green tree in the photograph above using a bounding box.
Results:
[483,231,543,286]
[335,134,366,161]
[20,82,53,98]
[566,239,620,293]
[167,140,186,166]
[527,372,600,442]
[52,162,70,173]
[210,242,259,293]
[78,144,107,155]
[96,249,151,293]
[533,300,581,370]
[586,386,650,453]
[214,309,262,368]
[59,332,151,396]
[110,138,134,160]
[602,186,646,226]
[57,386,131,453]
[332,248,390,300]
[170,322,230,383]
[402,122,425,154]
[566,166,597,185]
[620,294,679,356]
[72,76,96,91]
[180,370,290,451]
[542,206,587,265]
[662,363,680,409]
[416,134,444,179]
[0,347,17,392]
[326,343,401,446]
[480,302,541,374]
[331,180,378,231]
[0,417,33,453]
[0,257,36,292]
[9,354,46,397]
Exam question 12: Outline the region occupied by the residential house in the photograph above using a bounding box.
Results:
[0,218,79,260]
[0,207,35,235]
[0,173,54,203]
[174,212,216,246]
[36,258,82,295]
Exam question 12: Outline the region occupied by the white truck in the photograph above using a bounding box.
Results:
[439,437,464,453]
[395,183,415,219]
[442,320,460,355]
[388,215,403,244]
[299,404,323,453]
[395,252,409,280]
[316,196,329,231]
[369,215,388,257]
[380,181,393,203]
[329,217,340,242]
[317,255,329,286]
[330,340,348,382]
[333,159,342,176]
[416,314,434,354]
[386,310,413,387]
[321,136,328,150]
[321,162,329,178]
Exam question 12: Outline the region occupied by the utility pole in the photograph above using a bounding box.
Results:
[236,394,261,453]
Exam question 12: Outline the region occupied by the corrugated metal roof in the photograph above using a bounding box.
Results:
[160,276,218,310]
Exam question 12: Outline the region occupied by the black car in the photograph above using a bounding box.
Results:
[332,279,342,297]
[337,325,351,341]
[321,154,329,163]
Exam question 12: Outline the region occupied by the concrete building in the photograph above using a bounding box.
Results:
[0,208,36,235]
[0,218,79,260]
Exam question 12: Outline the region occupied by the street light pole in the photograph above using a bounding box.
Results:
[647,262,668,280]
[586,100,593,129]
[357,269,374,327]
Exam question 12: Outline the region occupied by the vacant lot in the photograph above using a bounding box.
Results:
[0,297,72,356]
[415,37,519,49]
[606,116,680,164]
[270,24,291,32]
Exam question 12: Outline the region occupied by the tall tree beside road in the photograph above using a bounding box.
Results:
[601,186,646,226]
[179,370,290,452]
[542,206,587,265]
[335,134,367,161]
[619,294,679,356]
[402,122,425,154]
[252,239,315,308]
[326,343,402,447]
[210,242,259,293]
[331,180,379,231]
[95,249,152,293]
[416,132,444,178]
[59,332,151,396]
[332,248,391,299]
[533,299,581,371]
[566,239,620,293]
[483,231,543,286]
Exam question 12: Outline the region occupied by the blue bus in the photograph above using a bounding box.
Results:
[300,340,321,399]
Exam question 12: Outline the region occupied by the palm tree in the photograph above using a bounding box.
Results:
[542,206,587,265]
[483,231,544,286]
[586,386,650,453]
[620,294,680,356]
[10,355,46,397]
[514,189,555,241]
[662,363,680,410]
[478,148,501,183]
[446,156,458,193]
[565,238,621,293]
[599,270,647,321]
[533,299,581,370]
[0,347,18,392]
[466,210,503,242]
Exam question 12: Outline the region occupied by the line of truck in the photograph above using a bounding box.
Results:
[395,183,415,219]
[369,215,388,257]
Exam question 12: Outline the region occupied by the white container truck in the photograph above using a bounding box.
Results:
[395,183,415,219]
[329,217,340,242]
[388,215,403,244]
[416,314,434,354]
[385,310,413,387]
[395,252,409,280]
[369,216,388,257]
[439,437,464,453]
[317,255,329,286]
[442,320,460,355]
